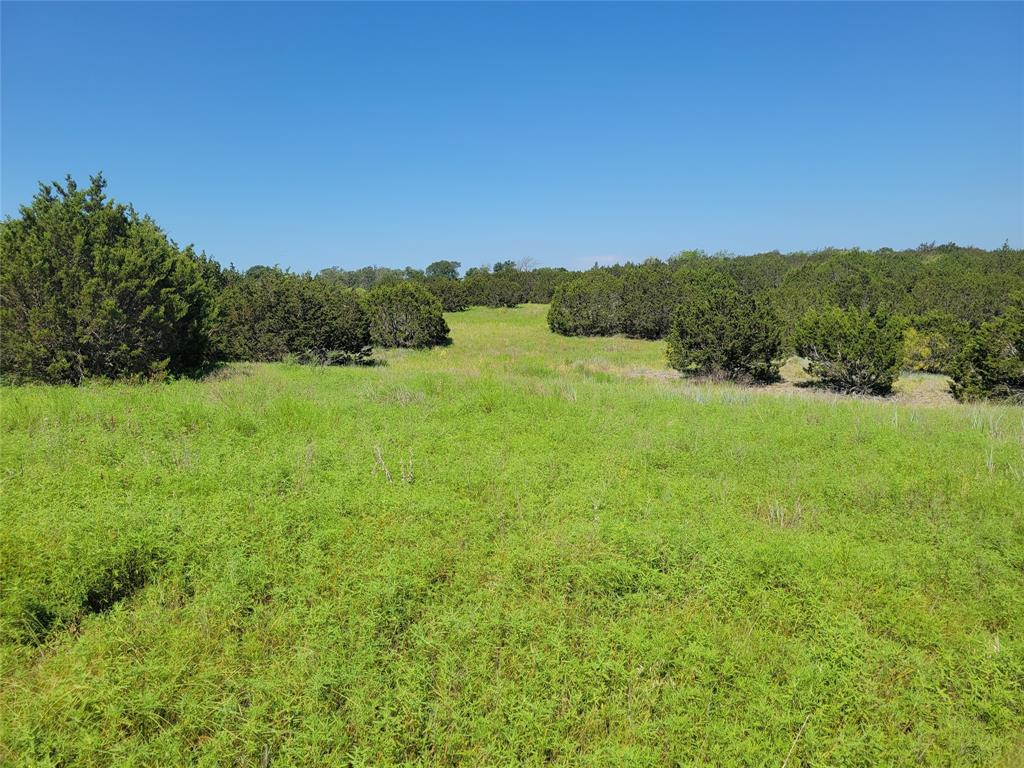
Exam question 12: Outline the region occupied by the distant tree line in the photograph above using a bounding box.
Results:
[547,248,1023,401]
[317,258,574,310]
[2,174,1020,402]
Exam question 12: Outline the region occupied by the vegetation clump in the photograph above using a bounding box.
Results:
[794,307,905,395]
[547,271,624,336]
[902,311,969,374]
[365,282,450,348]
[212,267,371,364]
[949,297,1024,403]
[0,174,213,384]
[666,271,782,382]
[618,261,676,339]
[424,277,469,312]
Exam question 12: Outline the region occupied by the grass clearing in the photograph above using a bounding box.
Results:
[2,305,1023,766]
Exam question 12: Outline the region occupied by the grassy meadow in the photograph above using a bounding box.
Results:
[2,304,1023,766]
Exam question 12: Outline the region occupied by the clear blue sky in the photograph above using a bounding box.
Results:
[2,2,1022,272]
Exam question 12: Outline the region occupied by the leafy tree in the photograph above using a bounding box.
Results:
[547,271,623,336]
[425,260,461,280]
[666,271,781,382]
[365,282,450,348]
[0,174,212,384]
[949,297,1024,403]
[794,307,905,395]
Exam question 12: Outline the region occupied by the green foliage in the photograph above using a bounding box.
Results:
[2,306,1022,765]
[547,271,623,336]
[0,174,212,384]
[794,307,905,395]
[903,311,969,374]
[424,277,469,312]
[949,298,1024,403]
[666,270,782,382]
[524,267,573,303]
[464,270,526,308]
[618,261,676,339]
[212,268,371,364]
[424,260,461,280]
[365,282,450,348]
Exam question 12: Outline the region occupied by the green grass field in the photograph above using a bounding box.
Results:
[2,305,1023,766]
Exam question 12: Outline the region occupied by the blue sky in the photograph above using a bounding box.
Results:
[2,2,1021,272]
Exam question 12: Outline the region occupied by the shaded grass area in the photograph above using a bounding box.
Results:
[2,305,1023,765]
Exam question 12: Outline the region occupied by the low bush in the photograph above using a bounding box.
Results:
[212,268,371,363]
[424,277,469,312]
[547,271,624,336]
[666,271,782,382]
[619,262,676,339]
[949,298,1024,403]
[794,307,904,395]
[365,282,450,348]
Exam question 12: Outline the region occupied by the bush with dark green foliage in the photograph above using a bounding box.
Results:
[212,268,371,364]
[949,298,1024,403]
[464,271,526,308]
[525,267,573,304]
[424,277,469,312]
[666,271,782,382]
[618,261,677,339]
[547,271,624,336]
[365,282,450,348]
[794,307,905,395]
[0,174,212,384]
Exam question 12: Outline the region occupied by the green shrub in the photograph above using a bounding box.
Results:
[292,279,373,364]
[526,267,573,303]
[666,271,782,382]
[619,262,676,339]
[0,174,213,384]
[949,299,1024,403]
[794,307,905,395]
[365,282,450,348]
[464,271,525,308]
[424,277,469,312]
[212,268,371,364]
[903,311,969,374]
[547,271,623,336]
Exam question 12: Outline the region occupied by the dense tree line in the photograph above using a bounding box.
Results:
[547,246,1023,399]
[318,259,573,309]
[2,175,1020,401]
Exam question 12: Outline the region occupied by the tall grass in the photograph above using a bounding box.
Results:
[2,305,1022,765]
